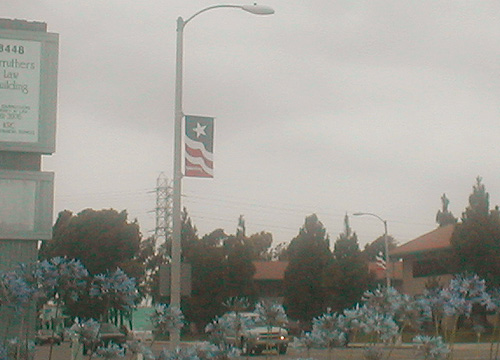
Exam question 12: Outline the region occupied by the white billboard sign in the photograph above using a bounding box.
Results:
[0,178,36,232]
[0,170,54,240]
[0,29,58,154]
[0,39,41,143]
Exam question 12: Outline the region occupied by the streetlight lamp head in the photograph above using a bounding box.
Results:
[353,212,364,216]
[240,4,275,15]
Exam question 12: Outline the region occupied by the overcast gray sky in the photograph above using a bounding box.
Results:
[3,1,500,248]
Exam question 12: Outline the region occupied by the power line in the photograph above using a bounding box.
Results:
[53,183,436,244]
[54,185,435,229]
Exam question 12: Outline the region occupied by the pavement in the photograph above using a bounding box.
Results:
[34,341,497,360]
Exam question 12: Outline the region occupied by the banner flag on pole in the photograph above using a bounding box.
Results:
[184,115,214,178]
[376,251,387,270]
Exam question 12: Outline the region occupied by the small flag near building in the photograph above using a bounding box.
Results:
[184,115,214,178]
[376,251,387,270]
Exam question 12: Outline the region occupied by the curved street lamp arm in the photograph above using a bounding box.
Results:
[353,212,386,223]
[183,4,242,27]
[353,211,391,288]
[181,3,274,29]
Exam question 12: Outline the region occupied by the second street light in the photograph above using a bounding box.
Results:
[353,212,391,288]
[170,3,274,346]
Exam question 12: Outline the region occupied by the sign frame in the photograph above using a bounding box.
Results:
[0,29,58,154]
[0,170,54,240]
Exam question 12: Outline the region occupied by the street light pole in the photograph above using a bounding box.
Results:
[171,4,274,346]
[170,15,184,347]
[353,212,391,288]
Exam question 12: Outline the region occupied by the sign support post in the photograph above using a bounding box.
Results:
[0,18,58,342]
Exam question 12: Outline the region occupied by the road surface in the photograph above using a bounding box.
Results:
[34,341,495,360]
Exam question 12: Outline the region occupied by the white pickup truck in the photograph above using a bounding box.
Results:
[222,312,289,355]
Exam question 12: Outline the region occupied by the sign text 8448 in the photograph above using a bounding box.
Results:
[0,44,25,54]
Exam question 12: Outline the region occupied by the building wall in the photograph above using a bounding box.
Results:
[0,240,38,340]
[401,255,453,295]
[254,279,285,302]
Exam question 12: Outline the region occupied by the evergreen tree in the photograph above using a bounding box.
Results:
[223,235,256,299]
[283,214,331,325]
[237,215,273,260]
[136,236,165,302]
[181,207,199,261]
[436,193,458,227]
[463,177,490,220]
[323,215,372,312]
[40,208,141,275]
[271,242,289,261]
[362,235,398,262]
[244,231,273,260]
[184,229,227,329]
[39,208,142,319]
[236,215,246,239]
[183,226,256,330]
[451,177,500,287]
[145,208,198,303]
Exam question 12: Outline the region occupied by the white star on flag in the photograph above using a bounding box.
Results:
[193,122,206,138]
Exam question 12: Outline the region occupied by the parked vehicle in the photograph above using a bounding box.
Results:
[35,329,63,345]
[83,323,127,354]
[222,312,289,355]
[130,330,153,342]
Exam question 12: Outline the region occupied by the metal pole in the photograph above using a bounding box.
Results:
[383,219,390,288]
[353,212,391,288]
[170,16,184,347]
[169,6,273,347]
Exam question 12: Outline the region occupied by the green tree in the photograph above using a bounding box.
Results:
[323,215,372,312]
[436,193,458,227]
[236,215,273,259]
[283,214,331,325]
[136,236,168,303]
[181,207,200,261]
[184,229,227,329]
[149,207,199,305]
[39,209,142,320]
[223,235,256,299]
[183,227,256,330]
[270,242,289,261]
[244,231,273,260]
[451,177,500,287]
[40,208,141,275]
[236,215,246,239]
[362,234,398,262]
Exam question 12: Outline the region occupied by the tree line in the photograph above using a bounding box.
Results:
[38,177,500,331]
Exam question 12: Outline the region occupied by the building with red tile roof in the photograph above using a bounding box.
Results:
[252,259,404,301]
[368,261,403,284]
[391,224,454,257]
[253,261,288,280]
[252,261,288,301]
[390,224,455,295]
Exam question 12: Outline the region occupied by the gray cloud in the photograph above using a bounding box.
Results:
[3,0,500,247]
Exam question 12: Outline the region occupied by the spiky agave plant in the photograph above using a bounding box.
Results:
[311,312,347,360]
[440,273,492,358]
[254,301,288,358]
[66,318,101,359]
[413,335,450,360]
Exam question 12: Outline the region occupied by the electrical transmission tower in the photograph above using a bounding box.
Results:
[154,172,173,252]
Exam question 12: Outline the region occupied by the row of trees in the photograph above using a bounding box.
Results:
[283,176,500,330]
[38,208,278,330]
[37,207,389,330]
[430,177,500,289]
[451,178,500,288]
[36,177,500,330]
[283,214,390,327]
